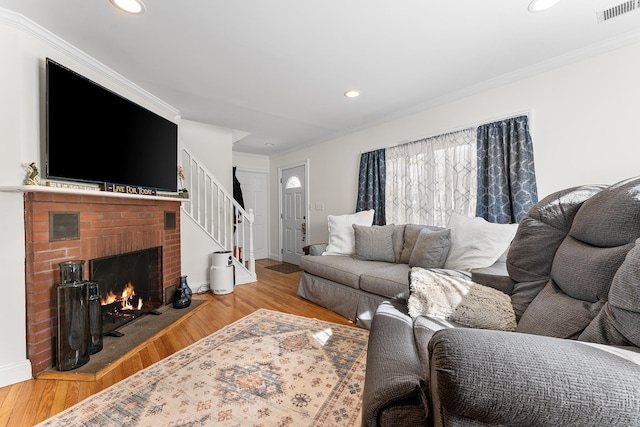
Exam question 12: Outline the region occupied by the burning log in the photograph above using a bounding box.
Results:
[101,281,153,324]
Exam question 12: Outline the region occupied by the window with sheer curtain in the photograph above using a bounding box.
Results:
[384,128,477,227]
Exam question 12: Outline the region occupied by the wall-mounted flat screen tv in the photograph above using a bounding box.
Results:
[46,58,178,192]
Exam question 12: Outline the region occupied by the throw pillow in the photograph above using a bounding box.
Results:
[407,267,517,331]
[323,210,375,256]
[353,224,395,262]
[399,224,445,264]
[444,213,519,271]
[408,228,451,269]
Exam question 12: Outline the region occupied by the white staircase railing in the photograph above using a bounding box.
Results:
[180,147,256,281]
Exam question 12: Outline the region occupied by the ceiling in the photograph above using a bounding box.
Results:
[1,1,640,157]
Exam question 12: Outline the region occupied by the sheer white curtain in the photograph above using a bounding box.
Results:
[385,128,477,227]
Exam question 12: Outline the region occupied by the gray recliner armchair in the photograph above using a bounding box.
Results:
[362,177,640,426]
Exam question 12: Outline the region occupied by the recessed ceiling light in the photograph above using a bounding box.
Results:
[528,0,560,12]
[110,0,146,14]
[265,143,275,147]
[344,90,360,98]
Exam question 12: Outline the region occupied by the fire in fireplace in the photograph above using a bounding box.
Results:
[89,247,163,336]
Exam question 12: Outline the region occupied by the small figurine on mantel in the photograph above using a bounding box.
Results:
[23,162,41,186]
[177,165,188,197]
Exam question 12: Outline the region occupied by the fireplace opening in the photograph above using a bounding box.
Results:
[89,247,163,336]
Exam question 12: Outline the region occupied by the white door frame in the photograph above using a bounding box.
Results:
[278,159,310,262]
[235,167,269,260]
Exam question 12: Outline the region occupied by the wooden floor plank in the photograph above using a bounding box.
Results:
[0,383,23,426]
[49,380,70,415]
[0,259,357,426]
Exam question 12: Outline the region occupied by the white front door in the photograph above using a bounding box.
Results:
[281,163,307,265]
[235,169,269,260]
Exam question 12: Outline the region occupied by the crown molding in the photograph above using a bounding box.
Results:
[309,28,640,148]
[375,28,640,127]
[0,7,180,118]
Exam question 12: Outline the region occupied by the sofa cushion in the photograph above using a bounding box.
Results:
[399,224,445,264]
[391,224,406,263]
[300,254,392,289]
[579,238,640,347]
[323,209,374,256]
[517,178,640,338]
[408,268,516,331]
[409,228,451,269]
[509,180,640,339]
[444,213,518,272]
[507,185,605,319]
[570,177,640,248]
[359,263,411,299]
[353,224,395,262]
[516,279,606,338]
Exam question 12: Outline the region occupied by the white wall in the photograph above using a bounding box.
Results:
[233,152,270,171]
[269,41,640,256]
[0,18,52,388]
[181,119,233,192]
[0,191,31,388]
[179,120,234,289]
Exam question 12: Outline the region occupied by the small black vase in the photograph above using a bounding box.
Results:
[173,275,192,309]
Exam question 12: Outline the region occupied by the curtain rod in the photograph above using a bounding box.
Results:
[361,109,531,154]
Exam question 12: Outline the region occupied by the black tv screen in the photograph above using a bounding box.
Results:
[46,58,178,192]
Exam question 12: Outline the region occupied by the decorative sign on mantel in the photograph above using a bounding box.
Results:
[46,181,101,191]
[101,183,157,196]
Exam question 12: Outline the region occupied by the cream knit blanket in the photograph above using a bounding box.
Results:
[408,267,516,331]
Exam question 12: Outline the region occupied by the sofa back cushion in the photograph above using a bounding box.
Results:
[391,224,406,263]
[507,184,604,320]
[514,177,640,340]
[579,238,640,347]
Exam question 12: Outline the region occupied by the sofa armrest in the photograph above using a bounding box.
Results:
[303,243,327,256]
[362,300,428,426]
[428,328,640,426]
[470,262,515,295]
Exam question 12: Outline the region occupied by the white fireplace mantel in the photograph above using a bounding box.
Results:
[0,185,188,202]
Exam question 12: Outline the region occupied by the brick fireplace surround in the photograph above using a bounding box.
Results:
[24,190,182,377]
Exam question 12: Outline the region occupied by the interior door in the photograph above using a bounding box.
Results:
[235,169,269,260]
[281,164,306,265]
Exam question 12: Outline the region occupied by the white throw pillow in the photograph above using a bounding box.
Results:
[443,213,519,271]
[408,267,516,331]
[323,210,375,256]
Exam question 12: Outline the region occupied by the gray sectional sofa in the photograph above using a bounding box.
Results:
[297,215,517,329]
[362,177,640,426]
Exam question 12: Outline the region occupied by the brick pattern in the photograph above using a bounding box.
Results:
[24,192,182,377]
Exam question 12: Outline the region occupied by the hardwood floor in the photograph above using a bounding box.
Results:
[0,259,357,427]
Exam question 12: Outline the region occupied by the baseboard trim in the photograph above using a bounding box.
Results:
[0,359,32,388]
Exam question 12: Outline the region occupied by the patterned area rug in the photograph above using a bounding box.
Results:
[37,309,368,427]
[264,263,302,274]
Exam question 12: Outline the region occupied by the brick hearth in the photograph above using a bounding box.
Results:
[23,191,182,376]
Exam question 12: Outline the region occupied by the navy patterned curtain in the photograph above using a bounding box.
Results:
[476,115,538,223]
[356,149,386,225]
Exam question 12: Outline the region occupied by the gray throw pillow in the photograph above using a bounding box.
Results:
[400,224,445,264]
[409,228,451,269]
[353,224,395,262]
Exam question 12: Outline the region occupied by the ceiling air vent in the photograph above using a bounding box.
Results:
[597,0,640,23]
